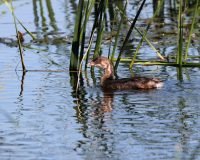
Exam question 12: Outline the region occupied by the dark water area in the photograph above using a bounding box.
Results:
[0,0,200,160]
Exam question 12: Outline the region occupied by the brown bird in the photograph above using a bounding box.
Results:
[89,56,163,90]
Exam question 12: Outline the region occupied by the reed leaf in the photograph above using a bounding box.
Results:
[176,0,183,66]
[129,0,164,69]
[70,0,84,71]
[10,1,26,71]
[114,0,146,71]
[113,58,200,67]
[93,0,107,58]
[79,0,94,65]
[110,1,128,61]
[3,0,35,40]
[79,1,89,62]
[15,17,36,40]
[184,0,199,62]
[84,0,107,67]
[76,30,95,94]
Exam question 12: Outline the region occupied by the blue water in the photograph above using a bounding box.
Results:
[0,1,200,160]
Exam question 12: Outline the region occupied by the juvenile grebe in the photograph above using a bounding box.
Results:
[89,56,163,90]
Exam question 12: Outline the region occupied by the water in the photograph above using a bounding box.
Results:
[0,0,200,160]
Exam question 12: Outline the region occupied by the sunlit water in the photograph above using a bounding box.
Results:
[0,1,200,160]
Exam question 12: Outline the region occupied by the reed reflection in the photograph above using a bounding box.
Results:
[70,70,116,158]
[19,71,26,96]
[70,72,88,125]
[32,0,58,34]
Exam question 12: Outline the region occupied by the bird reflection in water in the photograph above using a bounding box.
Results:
[100,91,114,112]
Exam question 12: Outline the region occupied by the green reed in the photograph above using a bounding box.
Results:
[70,0,200,74]
[4,1,36,40]
[69,0,84,71]
[110,1,128,61]
[129,0,164,69]
[70,0,107,71]
[4,0,38,72]
[93,0,108,58]
[184,0,199,62]
[114,0,146,71]
[176,0,183,66]
[8,0,26,71]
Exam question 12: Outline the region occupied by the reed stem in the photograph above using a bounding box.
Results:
[129,0,164,69]
[110,1,128,61]
[11,1,26,72]
[184,0,199,62]
[70,0,84,71]
[114,0,146,71]
[176,0,183,66]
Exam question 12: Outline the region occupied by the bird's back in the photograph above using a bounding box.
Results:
[102,77,163,90]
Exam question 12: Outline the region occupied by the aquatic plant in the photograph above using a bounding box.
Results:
[3,0,36,72]
[4,0,26,71]
[114,0,146,70]
[69,0,84,71]
[184,0,199,62]
[70,0,108,71]
[129,0,165,69]
[70,0,200,70]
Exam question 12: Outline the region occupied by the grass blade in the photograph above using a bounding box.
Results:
[93,0,107,58]
[10,1,26,71]
[114,0,146,71]
[4,0,36,40]
[84,0,106,66]
[80,0,95,64]
[176,0,183,66]
[110,1,128,61]
[184,0,199,62]
[70,0,84,71]
[129,0,164,69]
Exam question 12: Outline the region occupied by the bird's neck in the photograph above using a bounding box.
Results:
[101,65,114,86]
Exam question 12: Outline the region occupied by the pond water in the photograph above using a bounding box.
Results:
[0,0,200,160]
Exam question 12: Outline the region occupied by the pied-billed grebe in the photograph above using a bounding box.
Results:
[89,56,163,90]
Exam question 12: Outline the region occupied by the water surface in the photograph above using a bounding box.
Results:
[0,1,200,160]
